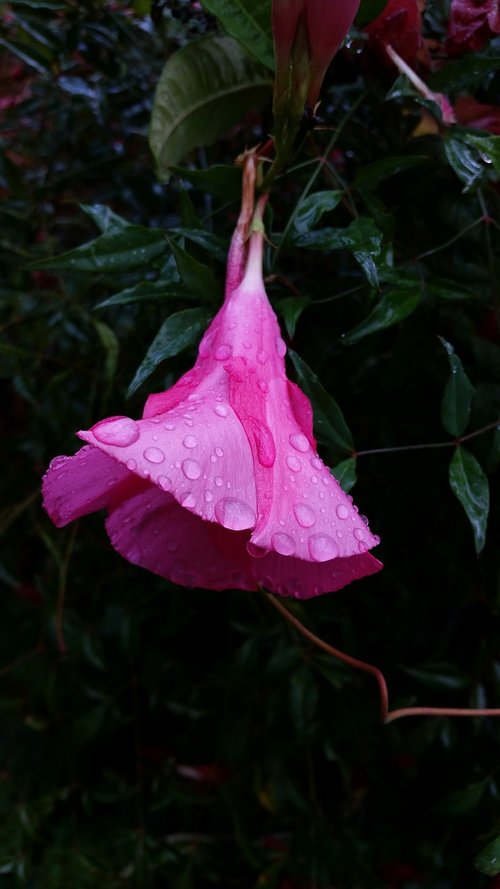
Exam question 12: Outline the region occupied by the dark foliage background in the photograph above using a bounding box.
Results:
[1,0,500,886]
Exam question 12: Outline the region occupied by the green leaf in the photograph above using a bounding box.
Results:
[463,134,500,175]
[444,136,486,192]
[200,0,274,69]
[475,836,500,876]
[127,308,212,398]
[80,204,131,235]
[439,338,474,437]
[294,217,383,287]
[169,239,220,299]
[353,156,428,191]
[93,320,119,385]
[331,458,357,494]
[96,281,192,309]
[402,662,470,691]
[29,227,168,273]
[426,278,475,301]
[429,56,500,93]
[289,351,354,453]
[150,35,272,180]
[293,191,343,234]
[449,446,489,554]
[355,0,387,27]
[435,780,486,816]
[171,164,242,201]
[170,228,227,264]
[276,297,310,339]
[342,283,420,345]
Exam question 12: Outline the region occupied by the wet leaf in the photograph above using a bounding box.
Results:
[289,351,354,452]
[475,836,500,876]
[449,446,489,554]
[293,191,343,234]
[277,296,310,339]
[439,337,474,437]
[294,217,383,287]
[29,228,168,273]
[342,283,420,344]
[200,0,274,69]
[331,457,357,493]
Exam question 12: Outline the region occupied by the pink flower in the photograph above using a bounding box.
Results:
[447,0,500,54]
[42,157,381,599]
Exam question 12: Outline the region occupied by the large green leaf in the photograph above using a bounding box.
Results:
[293,191,343,234]
[439,338,474,437]
[29,227,168,273]
[475,836,500,876]
[429,56,500,93]
[95,281,193,309]
[80,204,131,235]
[294,218,383,288]
[150,35,272,180]
[127,308,212,398]
[342,283,420,345]
[289,351,354,453]
[449,446,489,554]
[200,0,274,69]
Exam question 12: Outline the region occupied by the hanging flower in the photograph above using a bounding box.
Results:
[43,156,381,599]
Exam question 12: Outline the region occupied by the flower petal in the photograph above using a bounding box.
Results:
[42,445,136,527]
[105,485,257,591]
[253,549,383,599]
[78,374,257,532]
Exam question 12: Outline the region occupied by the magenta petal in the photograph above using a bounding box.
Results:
[42,445,135,527]
[79,376,257,532]
[105,485,257,591]
[253,550,383,599]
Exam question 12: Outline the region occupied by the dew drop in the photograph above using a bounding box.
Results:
[286,455,302,472]
[214,498,255,530]
[257,350,268,364]
[182,459,201,480]
[214,344,232,361]
[289,433,309,453]
[247,542,268,559]
[250,419,275,468]
[158,475,172,491]
[92,416,140,447]
[215,446,224,457]
[180,492,196,509]
[210,455,217,463]
[126,458,137,471]
[353,527,365,541]
[311,457,322,470]
[184,419,194,427]
[293,504,316,528]
[183,435,198,449]
[214,404,228,418]
[311,475,318,484]
[243,341,252,350]
[164,423,176,431]
[275,336,287,358]
[308,534,339,562]
[204,490,213,502]
[336,504,349,519]
[214,476,223,487]
[143,446,165,464]
[271,532,296,556]
[258,380,268,393]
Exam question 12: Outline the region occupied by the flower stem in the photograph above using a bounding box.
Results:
[356,417,500,458]
[266,593,500,724]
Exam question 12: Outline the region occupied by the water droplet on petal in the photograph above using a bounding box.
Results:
[308,534,339,562]
[353,527,365,541]
[204,490,213,502]
[247,542,268,559]
[143,447,165,464]
[180,492,196,509]
[275,336,287,358]
[215,498,255,530]
[214,476,223,487]
[258,380,268,393]
[126,458,137,471]
[158,475,172,490]
[271,532,295,556]
[215,446,224,457]
[215,344,232,361]
[183,435,198,449]
[250,419,275,468]
[164,423,175,431]
[311,457,322,470]
[311,475,318,484]
[182,459,201,480]
[214,404,228,418]
[289,433,309,453]
[336,504,349,519]
[243,341,252,349]
[286,455,302,472]
[293,504,316,528]
[93,416,140,447]
[257,350,268,364]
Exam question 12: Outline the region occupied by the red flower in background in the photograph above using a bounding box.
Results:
[447,0,500,54]
[364,0,428,68]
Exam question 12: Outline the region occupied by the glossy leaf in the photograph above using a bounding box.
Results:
[475,836,500,876]
[294,217,383,287]
[429,56,500,93]
[293,191,343,234]
[449,446,489,554]
[353,156,428,192]
[277,296,310,339]
[439,338,474,437]
[342,284,420,345]
[150,35,272,180]
[444,136,485,192]
[169,240,220,299]
[463,134,500,175]
[80,204,131,235]
[200,0,274,69]
[289,350,354,452]
[29,228,168,273]
[93,320,119,386]
[331,457,357,494]
[127,308,212,398]
[96,282,192,309]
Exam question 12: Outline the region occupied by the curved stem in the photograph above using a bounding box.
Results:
[266,593,500,725]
